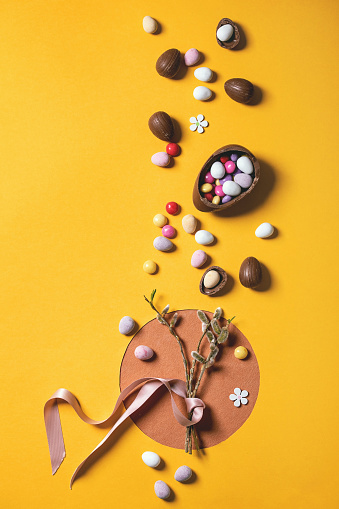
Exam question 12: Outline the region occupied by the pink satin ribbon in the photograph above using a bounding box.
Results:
[44,377,205,488]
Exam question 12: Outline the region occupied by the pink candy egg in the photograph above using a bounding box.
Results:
[134,345,154,361]
[191,249,207,268]
[225,161,236,173]
[215,185,225,197]
[184,48,200,66]
[204,172,215,184]
[234,173,253,189]
[162,225,176,238]
[151,152,171,167]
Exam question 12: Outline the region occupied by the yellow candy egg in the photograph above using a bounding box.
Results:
[153,214,167,227]
[200,183,213,193]
[212,196,220,205]
[215,179,220,186]
[234,346,248,359]
[143,260,157,274]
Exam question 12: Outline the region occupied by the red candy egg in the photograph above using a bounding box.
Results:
[204,193,214,202]
[166,201,180,215]
[166,143,180,156]
[220,156,229,164]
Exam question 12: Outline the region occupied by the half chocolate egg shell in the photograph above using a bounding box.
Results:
[216,18,240,49]
[199,266,227,296]
[192,144,260,212]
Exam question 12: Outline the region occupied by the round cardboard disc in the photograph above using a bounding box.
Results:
[120,310,260,449]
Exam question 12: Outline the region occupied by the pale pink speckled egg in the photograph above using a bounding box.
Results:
[191,249,207,268]
[154,480,171,500]
[184,48,200,66]
[151,152,170,167]
[134,345,154,361]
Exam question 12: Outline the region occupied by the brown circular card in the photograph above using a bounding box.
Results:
[120,310,260,449]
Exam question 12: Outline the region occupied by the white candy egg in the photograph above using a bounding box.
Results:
[237,156,254,174]
[142,451,161,468]
[222,181,242,196]
[255,222,274,238]
[195,230,214,245]
[194,67,213,82]
[193,86,212,101]
[210,161,225,179]
[216,24,234,42]
[142,16,158,34]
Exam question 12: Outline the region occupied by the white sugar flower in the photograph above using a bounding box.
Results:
[229,388,248,407]
[190,114,209,133]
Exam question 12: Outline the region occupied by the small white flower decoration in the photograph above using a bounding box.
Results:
[190,114,209,133]
[229,388,248,407]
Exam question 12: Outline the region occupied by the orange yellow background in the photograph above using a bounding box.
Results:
[1,1,338,507]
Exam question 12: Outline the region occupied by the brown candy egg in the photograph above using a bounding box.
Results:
[148,111,174,141]
[216,18,240,49]
[156,48,181,78]
[224,78,254,104]
[239,257,262,288]
[200,266,227,296]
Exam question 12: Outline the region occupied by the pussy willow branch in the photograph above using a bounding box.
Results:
[188,325,210,397]
[144,295,189,391]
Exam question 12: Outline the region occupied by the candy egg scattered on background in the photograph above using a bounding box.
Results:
[142,451,161,468]
[194,67,213,82]
[193,86,212,101]
[174,465,193,482]
[151,152,170,167]
[166,143,180,156]
[153,214,167,227]
[166,201,180,215]
[118,316,136,335]
[182,214,197,233]
[153,236,173,251]
[142,16,158,34]
[154,480,171,500]
[184,48,200,66]
[191,249,207,268]
[234,346,248,359]
[255,222,274,238]
[134,345,154,361]
[143,260,157,274]
[162,225,176,238]
[195,230,214,245]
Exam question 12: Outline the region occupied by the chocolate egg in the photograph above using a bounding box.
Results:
[200,266,227,295]
[192,144,260,212]
[156,48,181,78]
[216,18,240,49]
[224,78,254,104]
[239,257,262,288]
[148,111,174,141]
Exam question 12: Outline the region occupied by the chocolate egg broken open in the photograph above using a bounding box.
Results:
[192,144,260,212]
[200,266,227,295]
[216,18,240,49]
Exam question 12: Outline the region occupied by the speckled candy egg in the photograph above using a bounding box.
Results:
[134,345,154,360]
[182,214,197,234]
[191,249,207,268]
[151,152,170,167]
[154,480,171,500]
[234,173,253,189]
[195,230,214,245]
[142,451,161,468]
[184,48,200,66]
[194,67,213,82]
[119,316,135,335]
[174,465,193,482]
[153,236,173,251]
